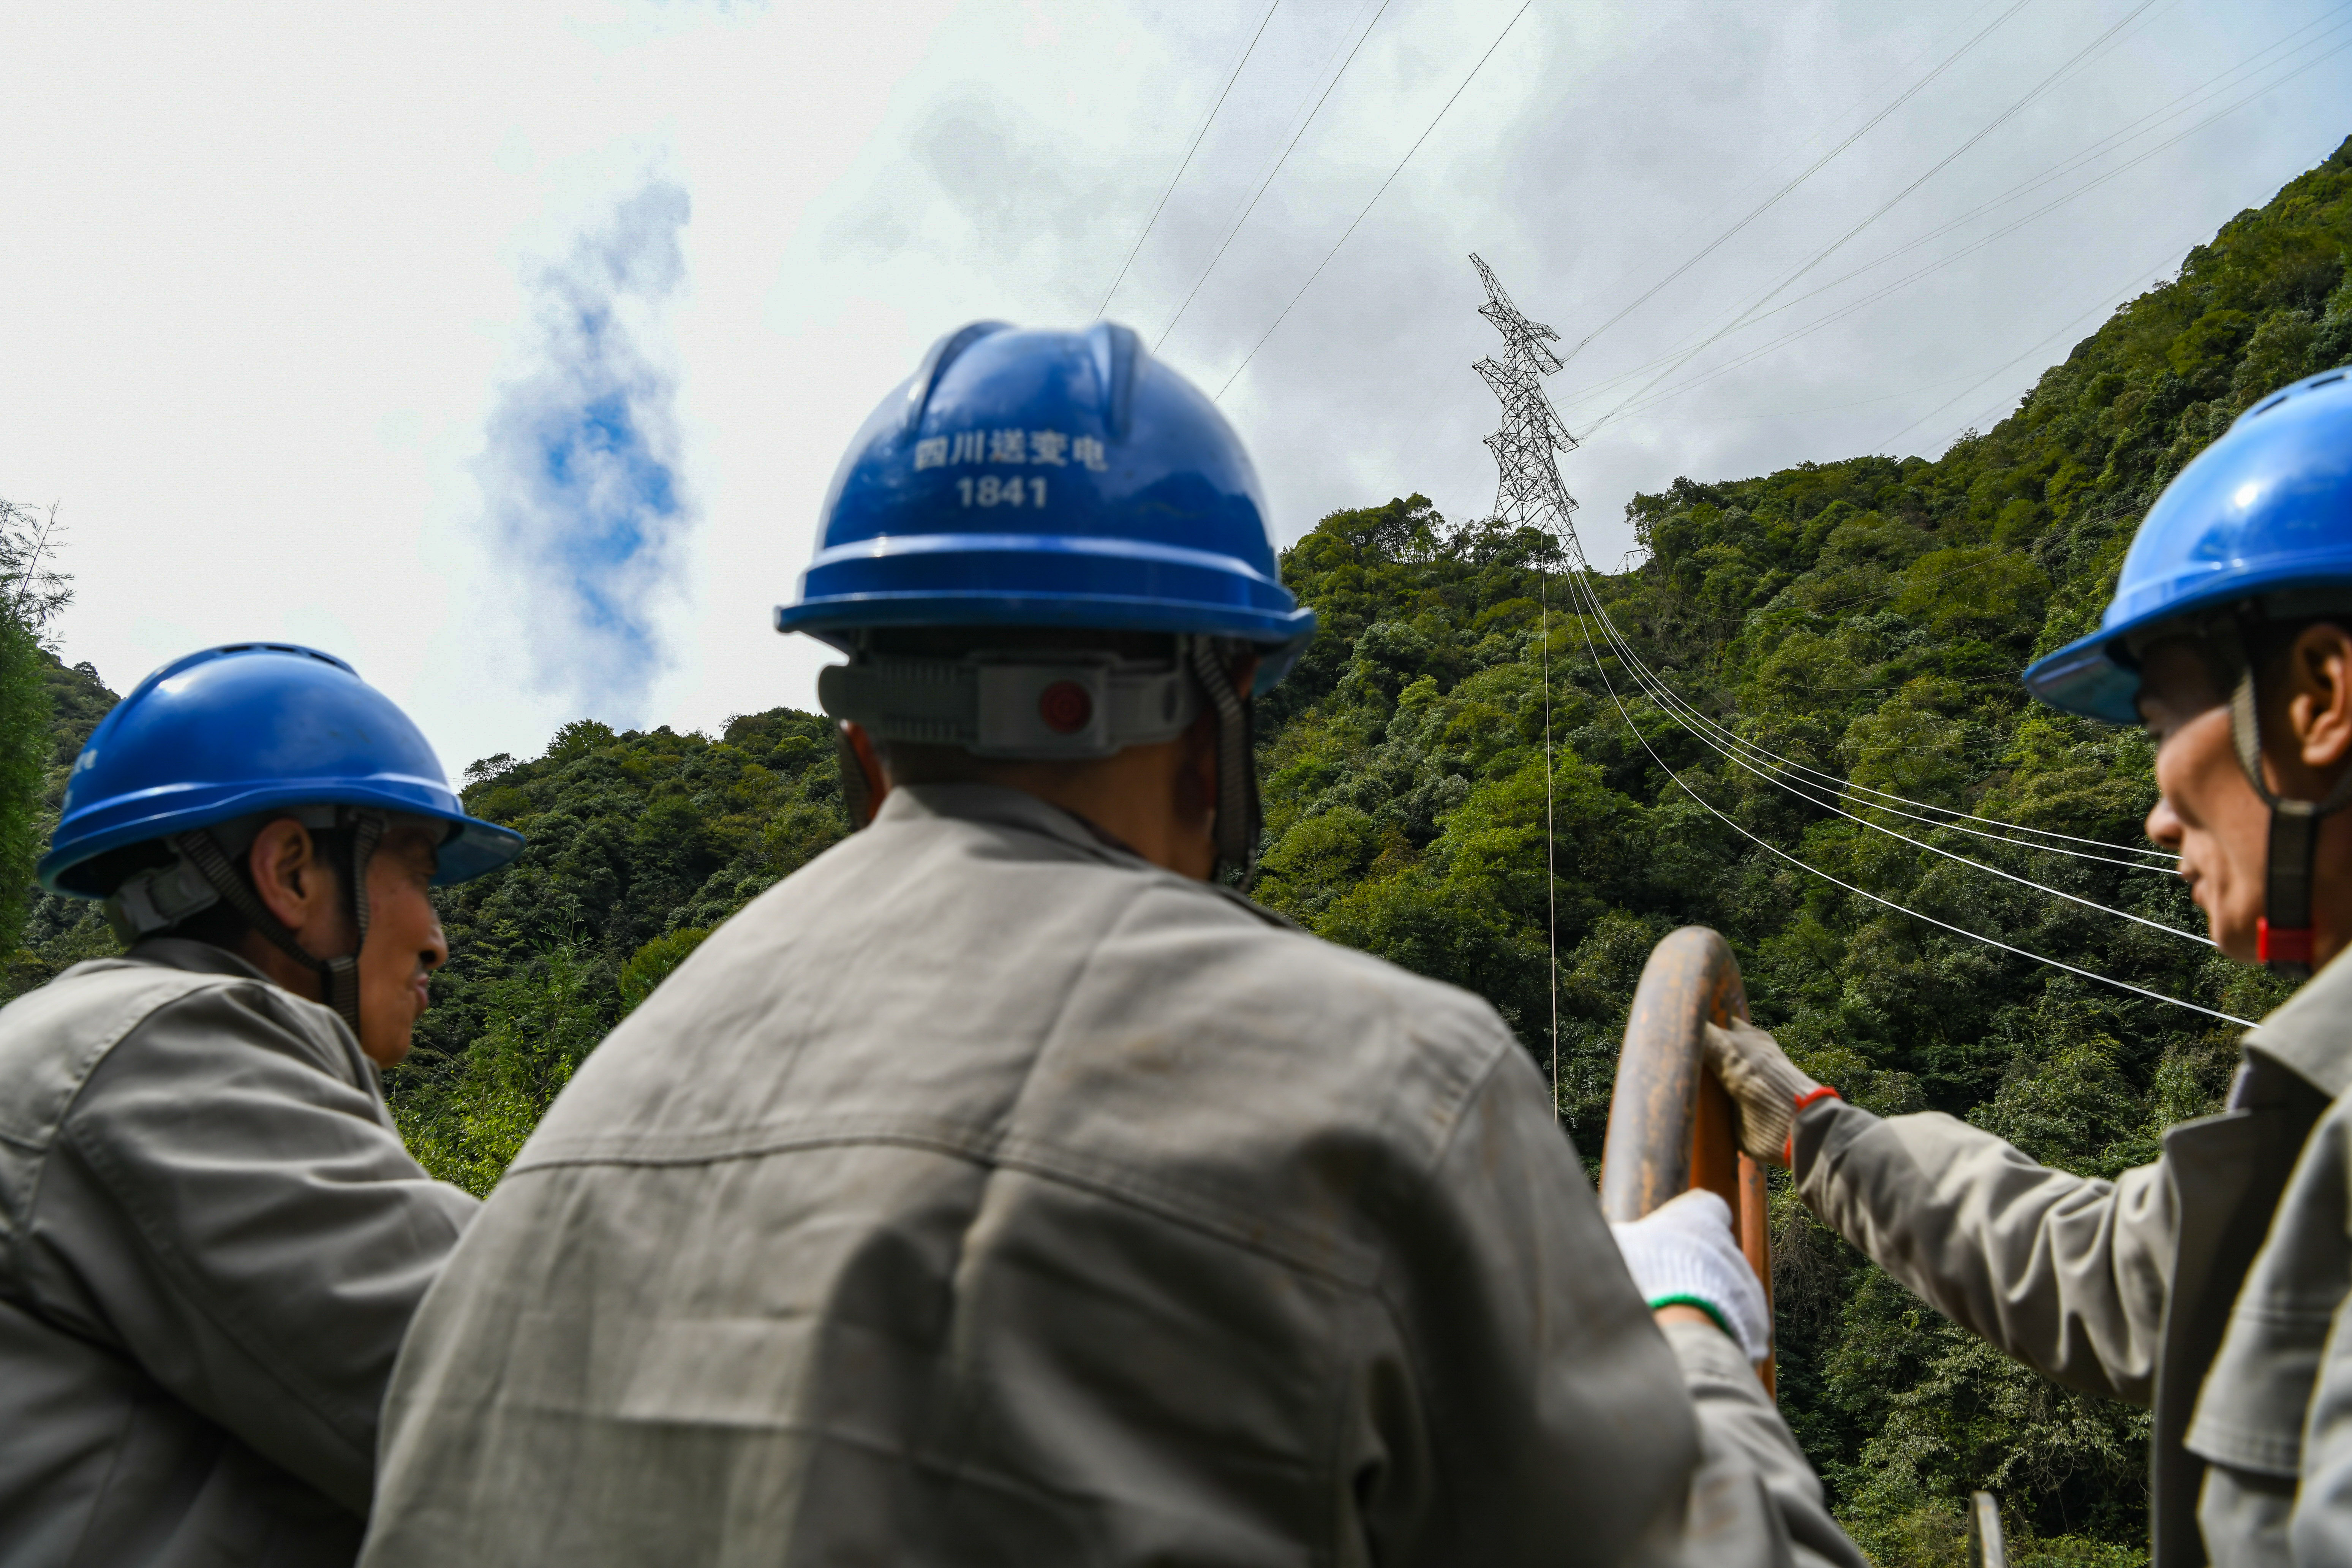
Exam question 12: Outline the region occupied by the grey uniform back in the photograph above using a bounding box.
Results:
[365,784,1853,1567]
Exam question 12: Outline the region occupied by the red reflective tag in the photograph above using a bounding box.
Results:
[1785,1085,1842,1166]
[1038,681,1093,735]
[2258,918,2314,966]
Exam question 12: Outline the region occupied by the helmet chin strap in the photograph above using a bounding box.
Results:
[2229,667,2352,977]
[1187,635,1259,885]
[176,811,384,1035]
[835,724,879,830]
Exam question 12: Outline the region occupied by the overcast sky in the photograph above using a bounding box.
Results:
[4,0,2346,770]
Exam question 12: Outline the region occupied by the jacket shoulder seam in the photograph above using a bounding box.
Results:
[7,970,277,1242]
[511,1116,1387,1289]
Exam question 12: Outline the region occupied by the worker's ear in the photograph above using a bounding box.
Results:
[2287,622,2352,775]
[247,817,337,930]
[838,721,889,829]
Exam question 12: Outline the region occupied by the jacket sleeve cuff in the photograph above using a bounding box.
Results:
[1790,1094,1875,1189]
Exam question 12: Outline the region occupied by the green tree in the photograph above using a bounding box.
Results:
[0,499,76,972]
[399,941,609,1195]
[9,126,2351,1568]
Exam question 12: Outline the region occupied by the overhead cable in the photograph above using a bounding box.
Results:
[1551,528,2182,879]
[1507,481,2177,868]
[1576,0,2166,439]
[1562,582,2177,864]
[1589,35,2352,428]
[1878,217,2225,452]
[1554,0,2038,368]
[1215,0,1538,401]
[1549,551,2249,1025]
[1717,4,2352,342]
[1539,482,1562,1116]
[1565,574,2207,933]
[1644,367,1993,422]
[1154,0,1396,353]
[1094,0,1284,321]
[1502,2,2350,428]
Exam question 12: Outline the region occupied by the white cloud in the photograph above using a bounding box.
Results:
[0,0,2344,775]
[475,178,694,721]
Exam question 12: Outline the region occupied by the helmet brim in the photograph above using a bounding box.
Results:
[778,532,1319,697]
[39,780,525,896]
[2022,563,2352,725]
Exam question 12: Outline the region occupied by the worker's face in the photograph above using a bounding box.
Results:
[2140,639,2280,962]
[356,823,449,1067]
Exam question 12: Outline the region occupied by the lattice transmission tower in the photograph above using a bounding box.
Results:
[1468,252,1582,1119]
[1470,253,1582,550]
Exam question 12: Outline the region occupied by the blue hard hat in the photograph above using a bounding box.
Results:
[775,321,1317,693]
[41,642,525,897]
[2024,367,2352,724]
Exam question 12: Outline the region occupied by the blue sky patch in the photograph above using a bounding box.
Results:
[478,179,693,720]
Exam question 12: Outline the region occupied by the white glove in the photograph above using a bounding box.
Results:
[1609,1189,1771,1363]
[1702,1018,1830,1166]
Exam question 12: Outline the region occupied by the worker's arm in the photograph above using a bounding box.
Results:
[1703,1016,2172,1406]
[1664,1318,1870,1568]
[1793,1097,2172,1405]
[1375,1040,1861,1568]
[1616,1192,1867,1568]
[18,980,478,1514]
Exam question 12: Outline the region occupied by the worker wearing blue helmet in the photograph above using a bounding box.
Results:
[0,644,521,1565]
[1704,367,2352,1568]
[363,324,1858,1568]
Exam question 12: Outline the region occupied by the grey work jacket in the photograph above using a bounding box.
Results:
[0,939,479,1566]
[1791,949,2352,1568]
[363,784,1860,1568]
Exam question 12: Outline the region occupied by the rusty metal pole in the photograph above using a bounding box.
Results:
[1598,926,1775,1394]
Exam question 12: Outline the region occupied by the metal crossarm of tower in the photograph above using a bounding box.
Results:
[1468,254,1580,529]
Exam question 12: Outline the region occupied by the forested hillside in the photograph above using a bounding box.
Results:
[1239,134,2352,1563]
[10,132,2349,1568]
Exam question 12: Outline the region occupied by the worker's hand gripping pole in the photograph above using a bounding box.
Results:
[1598,926,1775,1394]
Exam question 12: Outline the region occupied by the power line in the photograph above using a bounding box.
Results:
[1547,0,2017,366]
[1716,4,2352,345]
[1554,0,2039,367]
[1567,578,2205,931]
[1577,0,2166,439]
[1563,578,2177,863]
[1581,28,2352,428]
[1549,534,2186,877]
[1094,0,1284,321]
[1154,0,1397,354]
[1874,225,2208,451]
[1559,563,2252,1027]
[1463,258,2241,1026]
[1640,367,1992,422]
[1214,0,1538,402]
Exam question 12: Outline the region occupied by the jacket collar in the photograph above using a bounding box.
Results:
[873,783,1296,931]
[876,782,1144,868]
[2244,947,2352,1097]
[123,936,276,983]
